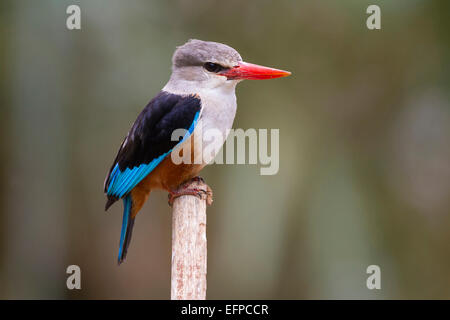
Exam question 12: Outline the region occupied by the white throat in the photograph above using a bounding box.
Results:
[163,75,239,165]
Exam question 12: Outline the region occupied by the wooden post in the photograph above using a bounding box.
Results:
[170,180,210,300]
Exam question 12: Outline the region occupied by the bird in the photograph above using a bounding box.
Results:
[104,39,291,264]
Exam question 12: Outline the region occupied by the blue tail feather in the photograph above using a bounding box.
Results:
[118,195,134,264]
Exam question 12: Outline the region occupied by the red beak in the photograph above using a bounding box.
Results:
[220,61,291,80]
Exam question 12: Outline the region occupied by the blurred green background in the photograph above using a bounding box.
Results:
[1,0,449,299]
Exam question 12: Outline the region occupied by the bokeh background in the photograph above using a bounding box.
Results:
[1,0,449,299]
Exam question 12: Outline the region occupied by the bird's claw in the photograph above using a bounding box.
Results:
[191,176,205,183]
[168,188,207,207]
[168,177,213,207]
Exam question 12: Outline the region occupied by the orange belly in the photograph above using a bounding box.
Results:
[130,135,205,216]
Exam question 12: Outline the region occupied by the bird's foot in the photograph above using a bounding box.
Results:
[191,176,205,183]
[168,177,213,207]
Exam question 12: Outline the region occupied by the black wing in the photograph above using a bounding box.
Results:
[104,91,201,203]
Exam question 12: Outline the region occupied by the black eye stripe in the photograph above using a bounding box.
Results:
[203,62,225,73]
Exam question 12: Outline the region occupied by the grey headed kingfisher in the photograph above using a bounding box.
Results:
[104,39,291,264]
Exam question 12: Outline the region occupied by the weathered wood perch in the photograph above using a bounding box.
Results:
[170,179,212,300]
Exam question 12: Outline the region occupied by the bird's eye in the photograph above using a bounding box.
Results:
[203,62,224,73]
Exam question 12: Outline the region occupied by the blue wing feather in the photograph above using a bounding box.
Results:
[106,111,199,198]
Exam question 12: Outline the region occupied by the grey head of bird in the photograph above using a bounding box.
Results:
[166,39,291,92]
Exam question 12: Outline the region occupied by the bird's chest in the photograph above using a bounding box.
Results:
[200,98,236,138]
[194,91,237,163]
